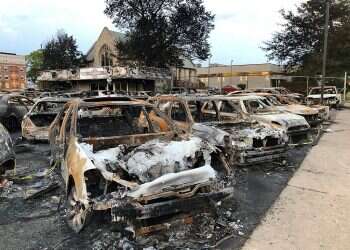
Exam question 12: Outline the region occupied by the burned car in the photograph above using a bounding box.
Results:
[22,97,70,142]
[49,98,231,233]
[0,94,34,132]
[307,86,342,108]
[150,96,288,166]
[220,96,312,145]
[240,93,323,127]
[0,123,15,181]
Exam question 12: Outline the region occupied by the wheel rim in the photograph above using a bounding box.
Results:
[66,187,89,233]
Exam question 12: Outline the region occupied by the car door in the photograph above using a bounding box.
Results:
[50,105,73,164]
[218,100,240,121]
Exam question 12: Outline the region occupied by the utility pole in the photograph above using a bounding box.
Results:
[230,59,234,86]
[207,56,211,89]
[321,0,330,104]
[306,76,309,95]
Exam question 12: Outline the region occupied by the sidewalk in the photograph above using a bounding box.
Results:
[242,110,350,250]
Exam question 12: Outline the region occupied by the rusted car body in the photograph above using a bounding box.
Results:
[22,97,70,142]
[253,87,304,103]
[237,93,323,127]
[219,96,312,146]
[150,95,288,166]
[0,94,34,131]
[0,123,15,177]
[48,98,231,233]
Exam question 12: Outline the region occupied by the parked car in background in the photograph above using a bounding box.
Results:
[253,87,304,103]
[0,123,15,179]
[306,86,342,108]
[151,95,288,166]
[22,97,70,142]
[0,94,34,132]
[235,93,322,127]
[48,98,231,233]
[219,95,312,145]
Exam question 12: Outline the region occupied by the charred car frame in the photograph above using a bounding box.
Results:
[49,98,231,233]
[150,95,288,166]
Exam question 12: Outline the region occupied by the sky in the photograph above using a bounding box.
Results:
[0,0,304,65]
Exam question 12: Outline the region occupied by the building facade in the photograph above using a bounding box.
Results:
[85,27,198,90]
[0,52,26,90]
[197,63,285,90]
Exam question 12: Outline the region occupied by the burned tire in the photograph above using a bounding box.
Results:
[65,186,91,233]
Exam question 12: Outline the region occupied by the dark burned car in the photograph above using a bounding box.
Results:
[221,95,312,146]
[22,97,70,142]
[150,96,288,166]
[0,94,34,131]
[0,123,15,179]
[49,98,231,233]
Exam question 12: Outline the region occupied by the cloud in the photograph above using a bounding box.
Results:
[0,0,305,64]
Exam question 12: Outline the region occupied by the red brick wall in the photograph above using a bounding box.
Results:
[0,63,26,90]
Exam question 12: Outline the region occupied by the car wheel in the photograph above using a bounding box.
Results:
[65,186,91,233]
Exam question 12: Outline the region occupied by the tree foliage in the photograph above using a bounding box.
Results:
[104,0,214,68]
[26,49,44,83]
[263,0,350,75]
[42,30,85,70]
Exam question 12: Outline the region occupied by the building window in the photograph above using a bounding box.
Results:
[5,75,9,80]
[100,45,113,67]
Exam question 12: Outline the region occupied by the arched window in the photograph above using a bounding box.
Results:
[99,45,113,67]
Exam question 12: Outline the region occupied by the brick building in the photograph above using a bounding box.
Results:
[0,52,26,90]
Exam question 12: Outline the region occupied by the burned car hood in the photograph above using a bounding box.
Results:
[0,123,14,164]
[275,104,318,116]
[192,123,229,147]
[80,136,215,184]
[252,113,309,130]
[208,121,286,148]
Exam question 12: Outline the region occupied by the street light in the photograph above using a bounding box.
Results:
[321,0,330,104]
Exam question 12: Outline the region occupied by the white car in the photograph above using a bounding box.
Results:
[217,96,312,145]
[307,86,342,108]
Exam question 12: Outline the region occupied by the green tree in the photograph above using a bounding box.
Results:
[26,49,44,83]
[104,0,214,68]
[42,30,85,70]
[263,0,350,75]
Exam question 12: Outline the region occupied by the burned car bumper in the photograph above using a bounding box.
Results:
[288,128,312,145]
[237,145,288,166]
[91,187,233,234]
[93,187,232,218]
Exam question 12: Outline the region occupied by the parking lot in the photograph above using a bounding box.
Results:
[0,127,315,249]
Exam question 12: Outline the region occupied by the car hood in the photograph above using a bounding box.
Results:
[80,136,215,183]
[276,104,318,115]
[192,123,229,147]
[252,113,309,129]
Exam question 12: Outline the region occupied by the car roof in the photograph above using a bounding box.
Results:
[70,97,152,107]
[36,97,71,102]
